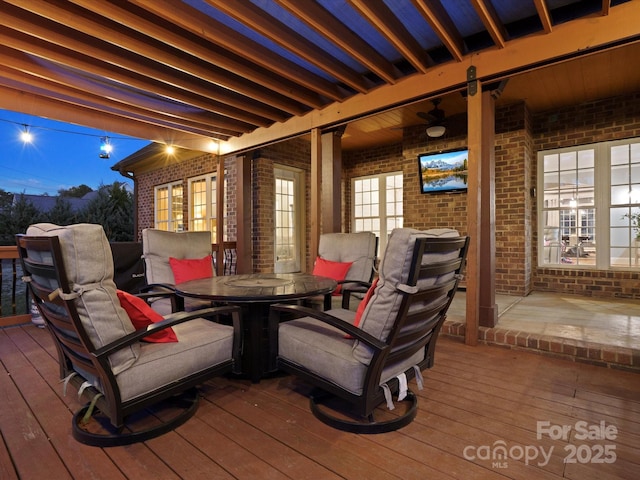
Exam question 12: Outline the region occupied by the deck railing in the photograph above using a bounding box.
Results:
[0,246,31,327]
[212,241,238,276]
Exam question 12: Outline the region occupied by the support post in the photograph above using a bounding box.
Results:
[236,155,253,273]
[321,129,344,233]
[309,128,322,272]
[215,154,225,276]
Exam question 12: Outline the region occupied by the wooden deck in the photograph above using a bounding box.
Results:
[1,324,638,480]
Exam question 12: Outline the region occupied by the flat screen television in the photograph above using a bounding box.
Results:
[417,147,468,194]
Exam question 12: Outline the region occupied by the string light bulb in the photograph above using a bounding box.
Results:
[99,136,112,158]
[20,125,33,143]
[165,145,175,155]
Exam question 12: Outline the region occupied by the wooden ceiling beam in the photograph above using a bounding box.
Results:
[532,0,553,34]
[410,0,466,62]
[0,84,222,145]
[0,52,250,137]
[69,0,327,110]
[220,2,640,154]
[205,0,371,94]
[0,76,233,139]
[129,0,345,103]
[0,10,285,126]
[471,0,508,48]
[5,0,308,116]
[348,0,433,73]
[0,25,278,132]
[275,0,401,84]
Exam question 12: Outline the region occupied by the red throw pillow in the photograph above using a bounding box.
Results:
[312,256,353,294]
[169,255,213,284]
[353,277,379,328]
[345,278,379,339]
[116,290,178,343]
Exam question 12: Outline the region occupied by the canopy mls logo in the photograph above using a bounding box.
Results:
[463,420,618,469]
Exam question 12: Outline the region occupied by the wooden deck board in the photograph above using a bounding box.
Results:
[0,325,638,480]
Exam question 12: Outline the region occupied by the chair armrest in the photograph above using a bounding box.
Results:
[139,283,183,312]
[321,280,371,310]
[93,305,242,359]
[339,280,371,309]
[140,283,176,293]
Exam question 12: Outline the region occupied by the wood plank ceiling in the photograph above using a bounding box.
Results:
[0,0,639,156]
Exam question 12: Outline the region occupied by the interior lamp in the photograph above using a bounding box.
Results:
[99,136,112,158]
[426,125,446,138]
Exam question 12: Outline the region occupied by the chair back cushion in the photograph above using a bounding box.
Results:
[318,232,376,283]
[142,229,213,285]
[26,223,139,374]
[352,227,459,363]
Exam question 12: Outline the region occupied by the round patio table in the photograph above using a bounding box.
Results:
[175,273,336,382]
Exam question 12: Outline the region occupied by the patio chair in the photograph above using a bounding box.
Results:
[312,231,378,310]
[269,228,468,433]
[17,223,241,446]
[141,228,215,315]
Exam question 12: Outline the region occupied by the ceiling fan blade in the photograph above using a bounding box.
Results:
[416,111,436,123]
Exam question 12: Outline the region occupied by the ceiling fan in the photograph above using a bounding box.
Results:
[417,99,447,137]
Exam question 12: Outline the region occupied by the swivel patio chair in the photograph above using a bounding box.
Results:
[17,223,241,446]
[142,228,215,315]
[312,231,378,310]
[269,228,468,433]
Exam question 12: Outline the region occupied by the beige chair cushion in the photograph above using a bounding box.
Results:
[142,229,214,315]
[318,232,376,284]
[112,319,234,402]
[26,223,139,375]
[142,229,213,285]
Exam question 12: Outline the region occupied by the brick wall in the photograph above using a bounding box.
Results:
[251,139,312,273]
[135,152,236,242]
[343,93,640,298]
[344,104,532,295]
[532,92,640,298]
[132,92,640,298]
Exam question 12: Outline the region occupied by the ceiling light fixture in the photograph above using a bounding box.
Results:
[426,125,446,138]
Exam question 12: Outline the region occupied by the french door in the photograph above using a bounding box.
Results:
[274,167,304,273]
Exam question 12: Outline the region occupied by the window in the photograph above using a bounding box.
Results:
[538,138,640,269]
[352,172,403,255]
[610,142,640,266]
[154,182,183,231]
[188,173,227,239]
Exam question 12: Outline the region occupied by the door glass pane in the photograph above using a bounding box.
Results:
[274,168,302,273]
[190,178,207,231]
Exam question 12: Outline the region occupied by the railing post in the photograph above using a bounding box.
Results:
[0,246,31,327]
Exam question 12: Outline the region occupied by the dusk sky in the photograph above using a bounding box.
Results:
[0,109,151,195]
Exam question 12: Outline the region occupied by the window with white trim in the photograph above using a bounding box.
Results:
[188,173,227,239]
[154,182,183,231]
[538,138,640,269]
[352,172,403,255]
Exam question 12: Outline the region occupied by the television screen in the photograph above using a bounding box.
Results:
[418,147,468,194]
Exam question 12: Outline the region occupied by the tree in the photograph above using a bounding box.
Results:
[48,196,78,225]
[81,182,134,241]
[58,184,93,198]
[0,189,12,209]
[0,194,44,245]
